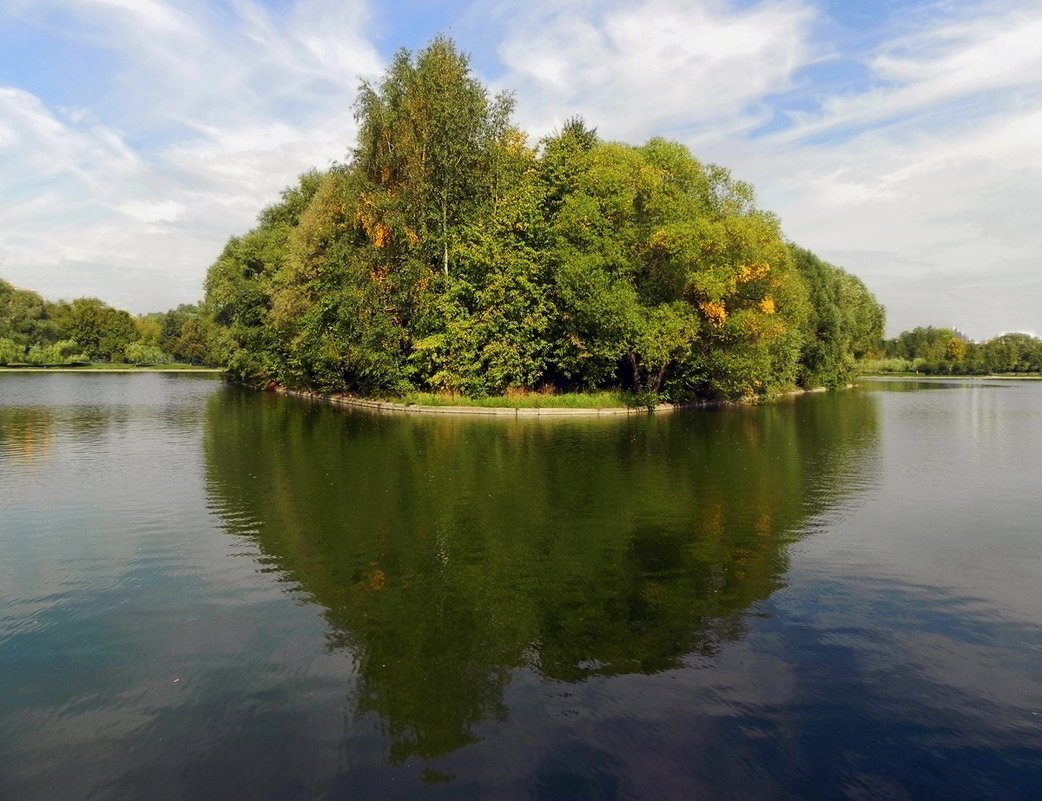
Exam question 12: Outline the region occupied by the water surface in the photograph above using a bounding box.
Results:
[1,374,1040,799]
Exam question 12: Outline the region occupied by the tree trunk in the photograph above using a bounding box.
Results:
[628,352,642,393]
[651,362,669,394]
[442,200,449,276]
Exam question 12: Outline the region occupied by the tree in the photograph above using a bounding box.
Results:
[884,326,959,362]
[201,35,887,403]
[0,336,25,364]
[540,136,808,398]
[204,172,324,381]
[945,336,967,362]
[135,314,164,347]
[353,35,515,277]
[26,339,85,366]
[416,142,555,395]
[790,245,885,388]
[982,333,1042,373]
[0,280,57,346]
[52,297,137,362]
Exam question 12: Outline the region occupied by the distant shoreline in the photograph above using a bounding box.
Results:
[0,366,222,374]
[858,373,1042,381]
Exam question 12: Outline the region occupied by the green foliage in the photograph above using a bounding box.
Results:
[790,245,885,389]
[0,280,58,346]
[156,306,218,365]
[858,357,918,374]
[867,330,1042,376]
[390,390,631,408]
[976,332,1042,373]
[124,341,170,365]
[201,36,886,402]
[204,171,324,382]
[51,297,138,362]
[353,35,515,277]
[0,278,216,369]
[884,326,962,362]
[0,336,26,364]
[135,314,163,347]
[24,339,86,366]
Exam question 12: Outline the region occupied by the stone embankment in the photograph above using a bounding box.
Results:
[264,384,833,417]
[272,387,678,417]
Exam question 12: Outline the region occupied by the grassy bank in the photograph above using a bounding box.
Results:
[384,390,634,409]
[269,383,842,417]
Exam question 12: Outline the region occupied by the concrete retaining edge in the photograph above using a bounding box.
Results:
[269,387,680,417]
[262,384,834,418]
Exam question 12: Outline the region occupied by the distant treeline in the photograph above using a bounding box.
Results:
[866,326,1042,375]
[203,36,885,403]
[0,279,218,367]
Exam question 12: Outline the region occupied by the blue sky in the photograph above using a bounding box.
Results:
[1,0,1040,339]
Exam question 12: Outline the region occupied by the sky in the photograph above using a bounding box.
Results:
[1,0,1039,340]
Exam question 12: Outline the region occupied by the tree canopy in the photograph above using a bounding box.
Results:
[876,326,1042,375]
[0,278,219,367]
[201,37,890,402]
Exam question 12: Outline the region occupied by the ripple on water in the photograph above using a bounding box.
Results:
[3,374,1042,801]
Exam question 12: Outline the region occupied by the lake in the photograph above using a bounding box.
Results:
[1,373,1040,800]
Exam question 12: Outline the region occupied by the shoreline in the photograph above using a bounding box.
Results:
[858,373,1042,381]
[275,387,673,416]
[269,384,832,418]
[0,366,222,374]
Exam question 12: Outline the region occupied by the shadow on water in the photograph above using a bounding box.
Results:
[203,389,882,766]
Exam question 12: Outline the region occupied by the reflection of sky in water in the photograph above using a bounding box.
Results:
[805,380,1042,620]
[1,376,1040,800]
[273,570,1042,800]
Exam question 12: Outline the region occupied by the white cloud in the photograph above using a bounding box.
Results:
[778,8,1042,143]
[65,0,188,32]
[0,0,380,311]
[495,0,816,141]
[118,200,185,223]
[0,87,138,184]
[740,4,1042,340]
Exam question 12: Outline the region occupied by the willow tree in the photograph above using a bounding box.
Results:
[353,35,515,277]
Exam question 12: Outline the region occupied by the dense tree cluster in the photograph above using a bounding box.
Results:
[878,326,1042,375]
[0,279,218,366]
[789,247,885,388]
[204,37,885,402]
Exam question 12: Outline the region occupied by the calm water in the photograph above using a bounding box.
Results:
[1,373,1040,800]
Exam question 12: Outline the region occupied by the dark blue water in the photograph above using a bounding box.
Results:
[1,373,1040,800]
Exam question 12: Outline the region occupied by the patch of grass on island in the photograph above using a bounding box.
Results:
[389,390,635,409]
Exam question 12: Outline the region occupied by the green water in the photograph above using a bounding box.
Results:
[1,374,1039,799]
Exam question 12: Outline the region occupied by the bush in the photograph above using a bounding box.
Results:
[0,337,25,365]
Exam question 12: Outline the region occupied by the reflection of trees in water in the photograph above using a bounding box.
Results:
[0,407,56,463]
[2,375,210,462]
[204,389,879,763]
